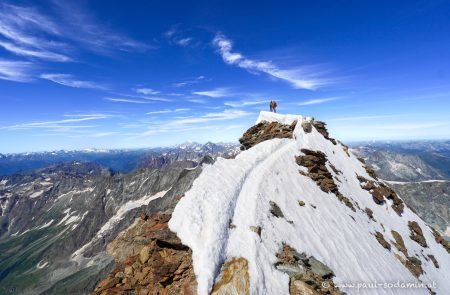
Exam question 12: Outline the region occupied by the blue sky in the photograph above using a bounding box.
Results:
[1,0,450,153]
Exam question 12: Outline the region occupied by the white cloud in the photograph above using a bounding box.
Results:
[1,113,112,130]
[173,75,206,87]
[192,87,233,98]
[224,99,269,108]
[40,73,107,90]
[0,59,34,82]
[104,97,151,104]
[188,98,208,104]
[169,109,251,126]
[0,2,147,64]
[213,33,332,90]
[146,108,190,115]
[0,40,71,62]
[176,37,192,47]
[296,97,340,106]
[330,115,397,121]
[366,122,447,130]
[120,93,173,102]
[52,2,148,53]
[134,88,160,95]
[0,3,71,62]
[164,25,195,48]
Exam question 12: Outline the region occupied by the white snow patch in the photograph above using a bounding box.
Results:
[170,112,450,295]
[36,260,48,269]
[39,219,54,229]
[71,189,169,264]
[0,180,8,186]
[29,190,44,198]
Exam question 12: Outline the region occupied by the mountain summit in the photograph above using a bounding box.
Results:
[94,111,449,295]
[168,111,449,295]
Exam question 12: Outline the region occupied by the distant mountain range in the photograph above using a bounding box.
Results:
[351,140,450,182]
[351,140,450,240]
[0,142,240,176]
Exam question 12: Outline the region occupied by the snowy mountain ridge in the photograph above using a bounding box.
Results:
[169,111,450,295]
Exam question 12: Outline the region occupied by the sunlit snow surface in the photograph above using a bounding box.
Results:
[170,111,450,295]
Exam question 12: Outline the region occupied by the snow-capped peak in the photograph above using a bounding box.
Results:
[169,112,449,295]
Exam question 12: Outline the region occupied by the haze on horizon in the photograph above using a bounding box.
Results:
[1,0,450,153]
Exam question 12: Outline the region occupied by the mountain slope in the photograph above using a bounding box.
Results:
[0,161,202,294]
[168,112,450,295]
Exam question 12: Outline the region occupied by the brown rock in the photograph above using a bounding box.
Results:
[94,213,197,295]
[312,121,337,145]
[375,232,391,250]
[391,230,408,256]
[428,254,439,268]
[432,228,450,253]
[408,221,428,248]
[364,208,375,221]
[139,246,151,264]
[290,279,320,295]
[239,121,296,150]
[211,258,250,295]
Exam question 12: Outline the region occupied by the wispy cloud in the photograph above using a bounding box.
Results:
[133,88,160,95]
[0,2,147,67]
[40,73,108,90]
[366,122,447,130]
[169,109,251,126]
[176,37,192,47]
[0,59,34,82]
[224,99,269,108]
[1,113,112,130]
[164,25,195,48]
[52,2,148,53]
[213,33,332,90]
[192,87,233,98]
[104,97,151,104]
[0,40,71,62]
[188,98,208,104]
[330,115,397,121]
[146,108,190,115]
[173,75,206,87]
[137,109,252,137]
[296,97,340,106]
[117,93,173,102]
[0,3,71,62]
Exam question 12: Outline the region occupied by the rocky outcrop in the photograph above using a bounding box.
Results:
[391,230,408,257]
[239,120,297,150]
[211,258,250,295]
[311,121,337,145]
[94,213,196,295]
[275,244,341,295]
[408,221,428,248]
[374,232,391,250]
[432,228,450,254]
[296,149,355,212]
[357,175,405,215]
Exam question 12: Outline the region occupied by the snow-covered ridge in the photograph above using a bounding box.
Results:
[169,112,450,295]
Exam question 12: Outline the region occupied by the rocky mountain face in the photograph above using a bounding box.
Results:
[351,140,450,181]
[389,181,450,238]
[96,112,449,295]
[352,142,450,240]
[0,158,206,294]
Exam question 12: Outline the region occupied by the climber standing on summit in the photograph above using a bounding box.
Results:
[272,100,277,113]
[269,100,273,112]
